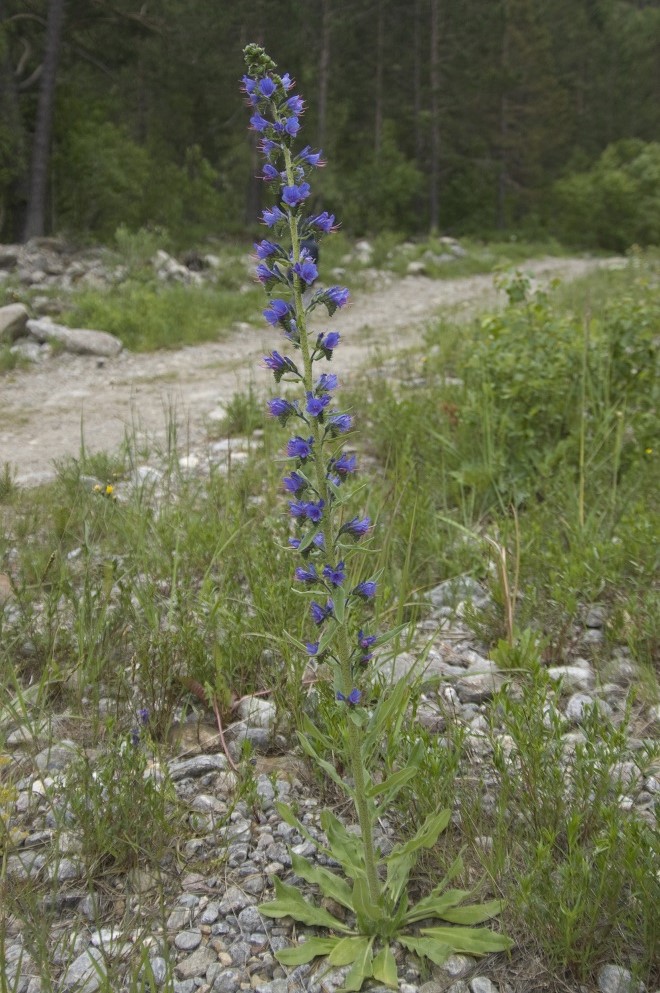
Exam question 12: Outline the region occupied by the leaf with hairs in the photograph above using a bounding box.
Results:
[328,936,370,966]
[341,937,374,992]
[350,876,382,931]
[276,937,342,965]
[321,809,366,879]
[439,900,506,925]
[366,764,418,801]
[258,877,351,932]
[297,733,351,794]
[398,934,452,966]
[384,851,415,904]
[372,944,398,988]
[419,925,513,955]
[404,888,471,925]
[291,852,354,910]
[387,808,451,863]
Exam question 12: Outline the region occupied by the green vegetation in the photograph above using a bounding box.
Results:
[0,257,658,989]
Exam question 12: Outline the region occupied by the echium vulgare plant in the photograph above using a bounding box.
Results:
[242,44,512,992]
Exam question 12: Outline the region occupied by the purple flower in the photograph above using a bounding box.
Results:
[306,641,320,656]
[259,76,277,98]
[325,286,350,311]
[311,599,334,625]
[340,515,371,537]
[316,373,338,392]
[263,299,290,325]
[289,532,324,551]
[138,707,150,725]
[305,391,331,417]
[298,145,324,168]
[264,350,295,374]
[267,397,297,419]
[333,453,357,476]
[336,689,361,705]
[282,471,307,495]
[260,138,279,156]
[358,630,377,651]
[287,435,314,460]
[262,163,280,181]
[315,331,340,359]
[310,211,337,233]
[282,183,311,207]
[295,564,318,584]
[354,581,377,600]
[255,239,280,259]
[256,263,275,284]
[293,259,318,285]
[250,113,270,133]
[262,206,287,227]
[241,75,257,96]
[327,412,353,434]
[286,94,304,114]
[284,116,300,136]
[323,561,346,587]
[281,73,294,90]
[289,499,325,522]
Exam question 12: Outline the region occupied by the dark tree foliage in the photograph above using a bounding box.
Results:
[1,0,659,243]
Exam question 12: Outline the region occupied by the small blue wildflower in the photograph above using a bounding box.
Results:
[260,138,279,157]
[286,94,304,114]
[267,397,298,420]
[282,183,311,207]
[287,435,314,460]
[295,564,318,584]
[298,145,324,167]
[340,515,370,537]
[281,73,294,90]
[354,580,377,599]
[336,689,361,705]
[289,499,325,522]
[323,561,346,587]
[256,263,275,284]
[255,239,280,259]
[306,641,320,656]
[326,286,350,308]
[305,391,331,417]
[262,206,287,227]
[333,453,357,476]
[311,599,334,625]
[250,112,270,132]
[274,116,300,136]
[293,259,318,284]
[315,331,340,360]
[262,163,280,181]
[327,412,353,434]
[310,211,337,233]
[282,471,307,495]
[138,707,150,725]
[263,350,298,377]
[263,299,290,325]
[316,373,338,392]
[241,75,257,97]
[130,727,141,747]
[358,630,377,651]
[259,76,277,98]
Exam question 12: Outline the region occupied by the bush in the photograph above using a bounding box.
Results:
[553,140,660,250]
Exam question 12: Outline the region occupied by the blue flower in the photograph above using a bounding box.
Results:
[256,263,275,284]
[281,73,294,90]
[305,391,331,417]
[284,116,300,136]
[255,239,280,259]
[282,471,307,495]
[263,299,290,325]
[316,373,338,392]
[287,435,314,460]
[241,75,257,96]
[298,145,324,168]
[336,689,361,705]
[267,397,298,420]
[315,331,340,360]
[358,630,377,651]
[260,138,279,157]
[138,707,150,725]
[262,206,287,227]
[286,94,304,114]
[263,350,297,378]
[293,259,318,285]
[311,599,334,625]
[353,580,377,600]
[323,561,346,587]
[333,453,357,476]
[310,211,337,233]
[282,183,311,207]
[295,564,318,584]
[289,499,325,522]
[340,515,370,537]
[327,412,353,435]
[262,163,280,181]
[306,641,320,656]
[250,112,270,132]
[259,76,277,98]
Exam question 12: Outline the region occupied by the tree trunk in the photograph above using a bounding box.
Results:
[429,0,440,233]
[22,0,66,241]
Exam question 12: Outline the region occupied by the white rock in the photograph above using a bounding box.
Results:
[236,695,276,730]
[26,318,123,357]
[0,303,29,342]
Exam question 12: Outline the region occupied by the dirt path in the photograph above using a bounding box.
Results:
[0,257,614,485]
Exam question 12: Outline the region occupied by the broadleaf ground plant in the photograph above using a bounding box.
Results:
[241,45,512,989]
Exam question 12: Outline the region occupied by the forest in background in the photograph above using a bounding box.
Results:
[1,0,660,249]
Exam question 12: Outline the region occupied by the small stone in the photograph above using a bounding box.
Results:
[34,740,79,772]
[237,907,267,932]
[167,908,193,930]
[174,930,202,952]
[174,945,217,980]
[597,965,635,993]
[565,693,612,724]
[217,885,256,914]
[0,303,28,342]
[547,665,596,692]
[168,754,228,780]
[60,948,107,993]
[148,956,169,985]
[438,954,476,978]
[585,605,607,628]
[211,969,244,993]
[237,696,276,730]
[200,902,220,925]
[470,979,498,993]
[447,983,471,993]
[228,939,252,967]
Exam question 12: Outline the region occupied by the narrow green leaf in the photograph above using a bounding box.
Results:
[297,734,350,793]
[291,852,354,910]
[420,925,514,955]
[440,900,506,925]
[321,810,366,879]
[333,586,346,624]
[404,888,470,925]
[387,808,451,863]
[328,936,369,967]
[384,851,415,904]
[351,876,382,929]
[361,678,410,764]
[258,877,351,932]
[372,944,398,988]
[341,937,374,992]
[276,937,341,965]
[366,764,417,800]
[398,934,452,966]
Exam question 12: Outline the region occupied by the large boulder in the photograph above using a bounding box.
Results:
[26,318,123,357]
[0,303,29,342]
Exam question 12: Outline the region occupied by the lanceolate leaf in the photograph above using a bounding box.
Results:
[398,934,452,966]
[419,925,514,955]
[290,852,355,910]
[258,877,351,932]
[372,943,398,988]
[341,937,374,992]
[384,851,415,904]
[297,732,351,793]
[366,764,418,800]
[440,900,506,925]
[329,935,370,966]
[404,888,471,925]
[276,937,342,965]
[351,876,382,930]
[321,809,366,879]
[387,808,451,863]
